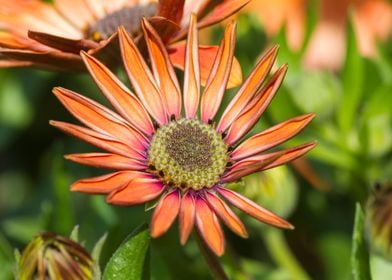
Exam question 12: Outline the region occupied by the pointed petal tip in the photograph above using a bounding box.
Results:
[63,154,72,160]
[150,228,160,238]
[306,112,317,120]
[287,223,295,230]
[80,50,88,56]
[216,246,225,257]
[117,25,128,40]
[180,236,188,245]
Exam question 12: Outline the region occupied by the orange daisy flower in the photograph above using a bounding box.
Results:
[0,0,247,86]
[51,15,316,256]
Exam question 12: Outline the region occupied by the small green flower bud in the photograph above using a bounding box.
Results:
[239,166,298,219]
[18,232,93,280]
[366,182,392,261]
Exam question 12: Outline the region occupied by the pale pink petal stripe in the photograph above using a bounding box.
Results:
[231,113,315,160]
[200,21,236,123]
[151,190,181,237]
[217,187,293,229]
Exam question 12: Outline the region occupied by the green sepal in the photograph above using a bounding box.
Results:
[351,203,371,280]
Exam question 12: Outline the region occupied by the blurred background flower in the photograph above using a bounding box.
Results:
[0,0,246,86]
[245,0,392,70]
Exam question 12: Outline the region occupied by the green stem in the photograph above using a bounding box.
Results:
[263,228,310,280]
[194,231,228,280]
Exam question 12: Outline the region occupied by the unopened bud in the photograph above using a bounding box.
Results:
[18,232,93,280]
[366,182,392,261]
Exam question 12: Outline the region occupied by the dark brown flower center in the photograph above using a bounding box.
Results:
[87,3,158,41]
[148,119,229,191]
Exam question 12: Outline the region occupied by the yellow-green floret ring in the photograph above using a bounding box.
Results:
[148,119,229,191]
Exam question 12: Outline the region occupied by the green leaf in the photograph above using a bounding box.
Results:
[338,16,364,135]
[351,203,371,280]
[103,224,150,280]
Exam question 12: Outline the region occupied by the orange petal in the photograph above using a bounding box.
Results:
[205,191,248,238]
[200,21,236,123]
[81,51,154,135]
[151,190,181,238]
[183,14,200,118]
[169,43,243,89]
[0,59,32,68]
[225,64,288,145]
[6,1,81,38]
[107,176,164,206]
[83,0,106,18]
[50,121,145,160]
[71,171,148,194]
[65,153,146,170]
[216,46,279,132]
[148,16,181,42]
[53,87,148,151]
[0,32,26,49]
[0,48,85,71]
[177,0,250,40]
[118,26,168,125]
[222,152,283,183]
[222,142,317,182]
[142,18,181,118]
[195,197,225,256]
[28,31,98,53]
[197,0,250,30]
[179,192,196,245]
[157,0,185,25]
[217,187,294,229]
[231,113,315,160]
[181,0,211,27]
[54,0,95,29]
[262,141,317,171]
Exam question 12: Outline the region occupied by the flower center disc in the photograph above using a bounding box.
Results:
[148,119,229,191]
[87,3,158,41]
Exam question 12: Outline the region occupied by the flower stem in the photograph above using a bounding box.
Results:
[262,228,310,280]
[194,230,229,280]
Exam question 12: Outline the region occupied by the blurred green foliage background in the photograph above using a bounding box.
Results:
[1,1,392,279]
